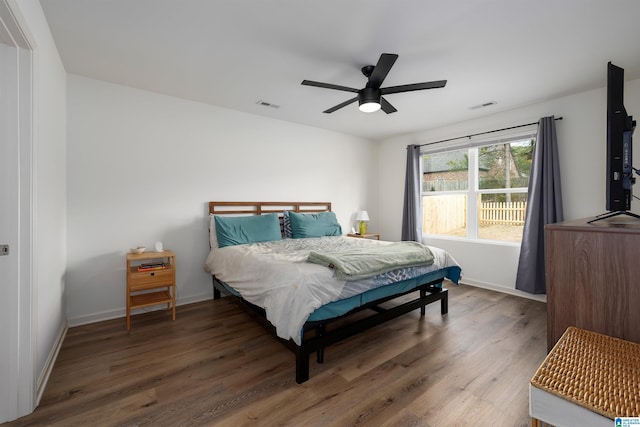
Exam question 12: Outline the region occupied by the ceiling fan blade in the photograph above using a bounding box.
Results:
[301,80,359,93]
[367,53,398,89]
[323,96,358,114]
[381,80,447,95]
[380,97,397,114]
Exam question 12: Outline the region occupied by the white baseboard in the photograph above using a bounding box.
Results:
[460,278,547,303]
[67,282,543,328]
[36,320,67,405]
[67,292,213,327]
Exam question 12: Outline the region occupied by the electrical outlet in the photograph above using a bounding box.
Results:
[0,245,8,256]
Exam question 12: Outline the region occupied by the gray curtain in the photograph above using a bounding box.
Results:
[401,144,422,242]
[515,116,563,294]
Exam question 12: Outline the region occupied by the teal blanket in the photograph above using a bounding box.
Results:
[307,241,435,281]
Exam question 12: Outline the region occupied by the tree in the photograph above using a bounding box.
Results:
[511,139,535,177]
[446,153,468,171]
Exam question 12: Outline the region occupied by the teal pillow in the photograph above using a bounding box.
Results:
[288,211,342,238]
[214,213,282,248]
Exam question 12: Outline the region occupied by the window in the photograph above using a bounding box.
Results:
[421,133,535,243]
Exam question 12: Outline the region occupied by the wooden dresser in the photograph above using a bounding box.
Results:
[545,216,640,351]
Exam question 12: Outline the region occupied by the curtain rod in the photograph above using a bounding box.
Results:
[417,116,563,148]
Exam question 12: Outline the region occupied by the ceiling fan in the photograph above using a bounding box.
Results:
[301,53,447,114]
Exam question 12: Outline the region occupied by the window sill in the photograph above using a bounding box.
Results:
[422,234,521,248]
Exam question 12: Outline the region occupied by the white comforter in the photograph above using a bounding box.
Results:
[204,236,458,344]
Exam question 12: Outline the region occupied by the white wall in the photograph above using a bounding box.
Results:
[66,75,377,325]
[377,78,640,297]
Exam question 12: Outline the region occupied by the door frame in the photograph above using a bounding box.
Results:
[0,0,35,422]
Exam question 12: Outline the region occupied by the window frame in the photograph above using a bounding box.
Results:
[420,129,536,243]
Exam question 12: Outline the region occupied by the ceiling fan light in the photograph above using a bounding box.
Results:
[359,101,381,113]
[358,87,381,113]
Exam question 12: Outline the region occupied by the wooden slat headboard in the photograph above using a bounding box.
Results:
[209,201,332,216]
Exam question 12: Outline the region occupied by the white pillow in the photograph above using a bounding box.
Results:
[209,214,219,248]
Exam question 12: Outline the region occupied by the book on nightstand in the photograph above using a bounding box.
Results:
[138,263,166,272]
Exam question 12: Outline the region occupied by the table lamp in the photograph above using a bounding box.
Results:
[356,211,370,235]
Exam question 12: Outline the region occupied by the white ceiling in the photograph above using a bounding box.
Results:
[39,0,640,141]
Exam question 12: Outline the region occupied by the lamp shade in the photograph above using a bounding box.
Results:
[356,211,370,221]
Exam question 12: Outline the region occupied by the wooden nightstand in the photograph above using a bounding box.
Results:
[347,233,381,240]
[126,250,176,331]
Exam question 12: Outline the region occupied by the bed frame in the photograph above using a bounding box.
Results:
[208,201,449,383]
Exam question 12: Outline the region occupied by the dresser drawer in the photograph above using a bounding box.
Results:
[128,269,174,290]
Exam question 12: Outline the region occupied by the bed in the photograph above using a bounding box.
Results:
[204,201,462,383]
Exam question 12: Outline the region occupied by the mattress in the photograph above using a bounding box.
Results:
[205,236,461,344]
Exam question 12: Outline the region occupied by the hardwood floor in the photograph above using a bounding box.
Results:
[5,284,546,427]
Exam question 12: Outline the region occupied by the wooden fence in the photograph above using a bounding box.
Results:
[423,196,526,234]
[423,195,467,234]
[479,201,526,225]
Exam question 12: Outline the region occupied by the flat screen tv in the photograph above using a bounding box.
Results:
[603,62,637,218]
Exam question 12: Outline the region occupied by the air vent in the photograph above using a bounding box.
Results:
[470,100,497,110]
[256,100,280,109]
